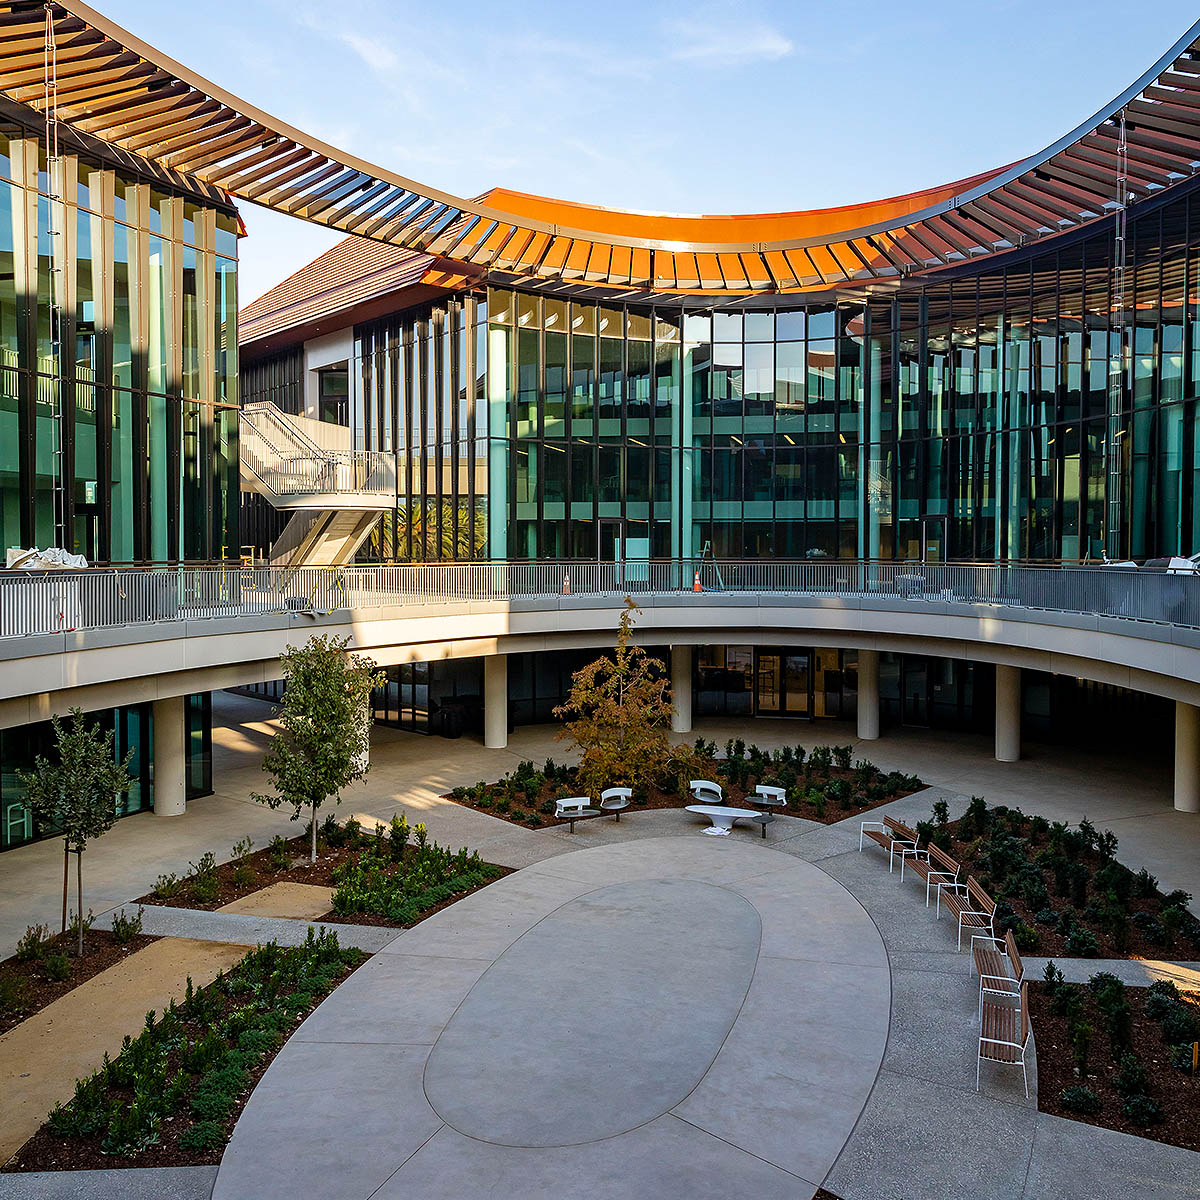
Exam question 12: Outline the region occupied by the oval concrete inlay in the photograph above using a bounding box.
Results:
[422,878,761,1147]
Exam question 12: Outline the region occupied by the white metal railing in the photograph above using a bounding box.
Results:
[0,560,1198,640]
[239,402,395,498]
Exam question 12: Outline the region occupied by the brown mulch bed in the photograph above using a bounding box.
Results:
[934,810,1200,961]
[0,930,159,1037]
[445,769,921,832]
[131,830,513,929]
[131,832,368,912]
[4,947,369,1173]
[1030,981,1200,1151]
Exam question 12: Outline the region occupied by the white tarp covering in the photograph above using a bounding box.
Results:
[6,547,89,570]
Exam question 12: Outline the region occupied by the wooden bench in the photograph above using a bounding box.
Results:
[858,815,919,871]
[898,842,961,906]
[689,779,723,803]
[937,875,996,950]
[978,979,1032,1097]
[972,929,1024,1016]
[599,787,632,821]
[555,796,599,833]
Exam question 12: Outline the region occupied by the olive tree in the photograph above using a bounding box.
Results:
[252,634,384,863]
[17,708,134,956]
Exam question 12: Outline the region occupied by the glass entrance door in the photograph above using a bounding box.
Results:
[756,650,810,717]
[921,515,947,563]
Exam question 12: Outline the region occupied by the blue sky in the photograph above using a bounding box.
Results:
[102,0,1200,304]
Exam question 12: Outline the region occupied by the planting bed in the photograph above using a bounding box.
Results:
[918,798,1200,961]
[0,926,157,1037]
[3,930,366,1172]
[133,820,508,929]
[445,738,922,830]
[1031,969,1200,1151]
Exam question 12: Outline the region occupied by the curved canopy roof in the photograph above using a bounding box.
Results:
[4,2,1200,296]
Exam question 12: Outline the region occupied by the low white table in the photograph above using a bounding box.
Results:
[685,804,763,836]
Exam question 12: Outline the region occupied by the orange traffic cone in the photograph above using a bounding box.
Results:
[563,573,571,595]
[693,570,702,593]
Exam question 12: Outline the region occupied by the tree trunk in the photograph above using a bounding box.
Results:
[61,842,69,934]
[76,849,83,958]
[311,807,317,864]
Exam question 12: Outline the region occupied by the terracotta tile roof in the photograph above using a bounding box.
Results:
[239,236,437,347]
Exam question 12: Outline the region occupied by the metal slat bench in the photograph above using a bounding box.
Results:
[937,875,996,950]
[858,815,919,871]
[898,842,961,906]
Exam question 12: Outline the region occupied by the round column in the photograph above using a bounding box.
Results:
[994,664,1021,763]
[857,649,880,741]
[671,645,693,734]
[1175,701,1200,814]
[152,695,186,817]
[484,654,508,749]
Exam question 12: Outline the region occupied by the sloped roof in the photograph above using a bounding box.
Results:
[239,236,437,347]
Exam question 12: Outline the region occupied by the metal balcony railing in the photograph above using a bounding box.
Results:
[0,560,1198,640]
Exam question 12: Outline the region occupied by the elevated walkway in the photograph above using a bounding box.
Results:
[239,402,395,567]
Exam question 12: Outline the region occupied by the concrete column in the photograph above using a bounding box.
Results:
[857,649,880,741]
[152,694,186,817]
[484,654,508,749]
[1175,701,1200,814]
[671,644,693,734]
[995,664,1021,763]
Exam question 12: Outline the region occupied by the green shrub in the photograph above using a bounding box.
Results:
[267,835,291,871]
[1009,922,1041,954]
[477,795,493,810]
[1113,1052,1148,1097]
[1132,911,1165,944]
[831,744,853,770]
[1160,1005,1199,1044]
[101,1095,160,1156]
[42,951,71,983]
[110,906,144,943]
[1065,922,1099,958]
[389,813,409,862]
[180,1120,225,1152]
[1160,888,1192,912]
[15,922,51,961]
[1160,905,1187,942]
[0,974,30,1016]
[1059,1085,1101,1114]
[67,909,95,939]
[1145,979,1181,1019]
[151,871,181,900]
[1122,1094,1162,1127]
[1070,1014,1093,1074]
[188,852,220,904]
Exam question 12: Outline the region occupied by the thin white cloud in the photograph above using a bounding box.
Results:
[663,14,794,64]
[337,31,399,74]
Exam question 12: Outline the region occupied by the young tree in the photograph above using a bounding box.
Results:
[17,709,134,956]
[252,634,384,863]
[553,599,674,796]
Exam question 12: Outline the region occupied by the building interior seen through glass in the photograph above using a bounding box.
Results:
[332,177,1200,565]
[0,120,239,565]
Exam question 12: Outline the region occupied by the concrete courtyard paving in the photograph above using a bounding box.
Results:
[213,838,890,1200]
[3,693,1200,1198]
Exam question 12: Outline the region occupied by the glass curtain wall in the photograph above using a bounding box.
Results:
[0,120,239,564]
[474,180,1200,565]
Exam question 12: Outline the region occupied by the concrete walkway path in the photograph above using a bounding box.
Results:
[213,837,891,1200]
[0,938,247,1164]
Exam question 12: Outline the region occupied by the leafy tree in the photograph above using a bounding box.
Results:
[252,634,384,863]
[553,599,674,796]
[17,709,134,956]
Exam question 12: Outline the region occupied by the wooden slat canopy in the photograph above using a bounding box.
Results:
[4,1,1200,297]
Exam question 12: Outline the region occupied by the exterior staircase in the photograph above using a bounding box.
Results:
[239,402,395,567]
